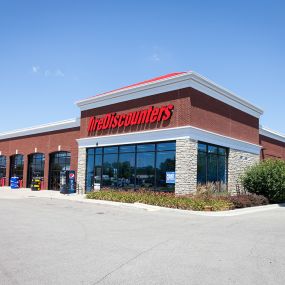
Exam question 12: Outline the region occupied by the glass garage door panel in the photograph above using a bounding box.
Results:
[49,152,71,190]
[0,156,6,179]
[10,154,24,180]
[27,153,45,188]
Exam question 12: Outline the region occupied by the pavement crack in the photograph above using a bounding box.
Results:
[91,238,171,285]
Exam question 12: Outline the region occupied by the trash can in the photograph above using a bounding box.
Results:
[10,177,19,189]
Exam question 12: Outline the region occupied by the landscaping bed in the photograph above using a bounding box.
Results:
[86,190,269,211]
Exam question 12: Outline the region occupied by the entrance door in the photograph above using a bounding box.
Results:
[48,152,71,190]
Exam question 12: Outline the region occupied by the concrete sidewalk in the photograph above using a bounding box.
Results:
[0,186,284,217]
[1,189,285,285]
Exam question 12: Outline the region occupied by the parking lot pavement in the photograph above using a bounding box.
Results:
[0,190,285,285]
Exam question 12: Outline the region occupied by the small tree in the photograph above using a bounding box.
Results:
[241,159,285,203]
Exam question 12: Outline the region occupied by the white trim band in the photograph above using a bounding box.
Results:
[76,72,263,118]
[77,125,261,154]
[260,126,285,143]
[0,118,80,140]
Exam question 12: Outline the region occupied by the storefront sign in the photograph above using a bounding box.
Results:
[87,104,174,133]
[166,172,176,184]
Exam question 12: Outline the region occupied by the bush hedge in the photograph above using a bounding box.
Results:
[86,190,233,211]
[226,194,269,209]
[86,190,268,211]
[241,159,285,203]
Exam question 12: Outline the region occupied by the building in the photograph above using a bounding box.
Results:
[0,71,285,194]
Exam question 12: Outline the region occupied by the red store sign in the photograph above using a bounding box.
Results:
[87,104,174,133]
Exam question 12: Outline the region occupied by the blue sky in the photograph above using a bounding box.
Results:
[0,0,284,133]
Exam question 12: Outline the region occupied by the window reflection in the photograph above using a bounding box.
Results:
[86,141,176,192]
[118,153,135,188]
[136,152,155,189]
[197,142,228,185]
[156,151,175,191]
[102,153,118,188]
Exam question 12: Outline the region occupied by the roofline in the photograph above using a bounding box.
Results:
[75,71,264,118]
[260,126,285,144]
[0,118,80,141]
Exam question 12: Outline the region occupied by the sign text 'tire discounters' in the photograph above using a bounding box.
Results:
[87,104,174,133]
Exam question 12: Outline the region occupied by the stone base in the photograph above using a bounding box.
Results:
[77,147,86,193]
[175,138,198,195]
[228,148,260,193]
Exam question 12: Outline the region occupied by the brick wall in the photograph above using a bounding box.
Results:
[260,135,285,160]
[0,127,80,188]
[81,87,260,145]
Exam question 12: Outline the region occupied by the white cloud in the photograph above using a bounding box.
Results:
[44,69,51,77]
[55,69,65,77]
[32,66,40,73]
[150,53,160,62]
[32,66,65,78]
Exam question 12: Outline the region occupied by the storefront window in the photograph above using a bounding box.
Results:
[197,142,228,185]
[156,150,175,191]
[136,152,155,189]
[102,153,118,188]
[0,156,6,179]
[118,152,135,188]
[85,141,176,192]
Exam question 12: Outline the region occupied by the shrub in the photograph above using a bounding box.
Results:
[241,159,285,203]
[86,190,233,211]
[196,182,228,200]
[226,194,269,209]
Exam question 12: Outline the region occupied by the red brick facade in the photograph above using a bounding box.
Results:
[0,127,80,188]
[81,87,259,145]
[260,135,285,160]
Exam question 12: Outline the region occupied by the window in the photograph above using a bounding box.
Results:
[197,142,228,185]
[86,141,176,192]
[136,151,155,189]
[118,151,135,189]
[0,156,6,179]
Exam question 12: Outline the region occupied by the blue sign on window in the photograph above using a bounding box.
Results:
[166,172,176,184]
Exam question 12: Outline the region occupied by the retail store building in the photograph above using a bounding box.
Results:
[0,71,285,194]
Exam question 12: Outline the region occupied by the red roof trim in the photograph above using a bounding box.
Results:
[93,72,187,98]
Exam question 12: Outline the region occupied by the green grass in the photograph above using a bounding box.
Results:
[86,190,233,211]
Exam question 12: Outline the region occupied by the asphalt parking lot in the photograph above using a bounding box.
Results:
[0,191,284,285]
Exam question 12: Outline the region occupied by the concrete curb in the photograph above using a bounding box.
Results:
[1,188,284,217]
[40,196,285,216]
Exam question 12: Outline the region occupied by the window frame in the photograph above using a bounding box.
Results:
[85,141,176,192]
[197,142,228,185]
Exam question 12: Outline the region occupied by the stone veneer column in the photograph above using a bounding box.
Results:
[77,147,86,194]
[228,148,260,192]
[175,138,198,195]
